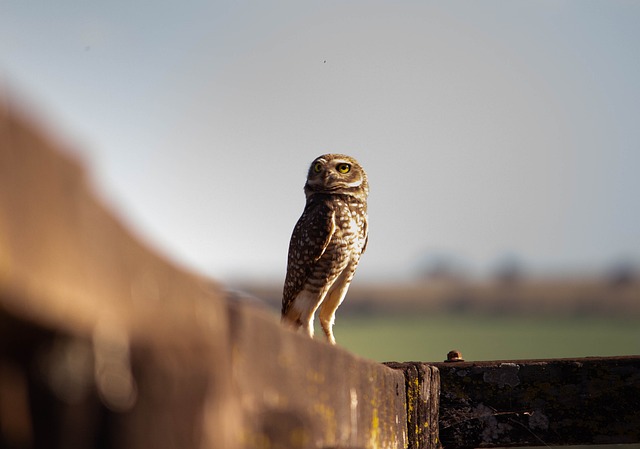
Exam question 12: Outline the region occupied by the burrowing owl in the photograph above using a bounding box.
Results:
[281,154,369,345]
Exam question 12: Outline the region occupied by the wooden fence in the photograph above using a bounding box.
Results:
[1,105,639,449]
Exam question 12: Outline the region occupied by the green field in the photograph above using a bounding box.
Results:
[329,313,640,362]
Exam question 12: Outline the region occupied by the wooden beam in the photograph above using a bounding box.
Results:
[227,301,408,449]
[432,356,640,448]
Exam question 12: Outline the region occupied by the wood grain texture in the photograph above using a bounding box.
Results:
[385,362,440,449]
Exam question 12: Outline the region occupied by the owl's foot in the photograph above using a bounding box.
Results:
[320,319,336,345]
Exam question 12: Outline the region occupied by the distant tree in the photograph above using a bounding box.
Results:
[414,251,468,282]
[607,259,638,287]
[492,253,525,284]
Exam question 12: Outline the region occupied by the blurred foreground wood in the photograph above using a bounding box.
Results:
[1,103,639,449]
[0,107,406,448]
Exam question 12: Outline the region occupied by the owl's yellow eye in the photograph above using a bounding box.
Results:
[336,163,351,174]
[313,162,323,173]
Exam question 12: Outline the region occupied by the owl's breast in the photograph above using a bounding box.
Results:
[330,199,368,255]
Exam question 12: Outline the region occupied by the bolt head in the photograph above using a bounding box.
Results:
[445,350,464,362]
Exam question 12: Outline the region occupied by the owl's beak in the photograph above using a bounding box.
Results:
[323,172,335,183]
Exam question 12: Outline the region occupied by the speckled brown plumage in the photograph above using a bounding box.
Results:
[281,154,368,344]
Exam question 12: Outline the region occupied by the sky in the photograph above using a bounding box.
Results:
[1,1,639,282]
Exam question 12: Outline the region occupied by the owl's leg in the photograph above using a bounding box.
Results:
[284,289,323,339]
[283,309,315,338]
[301,315,314,339]
[318,314,336,345]
[319,273,352,345]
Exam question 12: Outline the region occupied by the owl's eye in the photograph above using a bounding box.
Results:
[313,162,323,173]
[336,163,351,174]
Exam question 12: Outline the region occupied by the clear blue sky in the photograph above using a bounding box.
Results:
[2,1,639,281]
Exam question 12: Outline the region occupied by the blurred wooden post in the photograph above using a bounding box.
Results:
[0,102,407,449]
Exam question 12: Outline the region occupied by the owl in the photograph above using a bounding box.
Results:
[281,154,369,345]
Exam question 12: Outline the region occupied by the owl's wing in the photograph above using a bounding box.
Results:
[281,202,336,316]
[361,219,369,254]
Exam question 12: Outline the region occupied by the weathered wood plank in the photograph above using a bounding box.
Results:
[231,302,408,449]
[385,362,440,449]
[432,356,640,448]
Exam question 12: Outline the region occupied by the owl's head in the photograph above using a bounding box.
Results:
[304,154,369,200]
